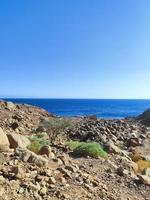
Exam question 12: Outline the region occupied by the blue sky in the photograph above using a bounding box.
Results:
[0,0,150,98]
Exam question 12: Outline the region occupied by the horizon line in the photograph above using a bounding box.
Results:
[1,97,150,100]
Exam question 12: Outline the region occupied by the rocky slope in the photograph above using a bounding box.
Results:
[0,100,150,200]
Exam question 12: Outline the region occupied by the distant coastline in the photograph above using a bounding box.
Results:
[2,98,150,119]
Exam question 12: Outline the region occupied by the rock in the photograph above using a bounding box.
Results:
[0,101,5,108]
[15,148,49,167]
[5,101,16,111]
[26,151,48,167]
[0,127,10,152]
[117,166,128,176]
[7,132,30,149]
[35,126,46,133]
[40,186,47,195]
[0,153,5,164]
[142,168,150,176]
[65,165,79,173]
[141,155,150,161]
[0,187,5,197]
[0,176,5,184]
[48,177,56,184]
[38,145,55,159]
[105,141,121,154]
[10,122,19,130]
[138,174,150,185]
[126,137,140,147]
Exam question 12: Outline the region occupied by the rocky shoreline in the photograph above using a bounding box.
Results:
[0,100,150,200]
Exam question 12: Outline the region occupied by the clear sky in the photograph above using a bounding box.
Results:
[0,0,150,99]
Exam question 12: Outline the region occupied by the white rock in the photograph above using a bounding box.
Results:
[0,127,10,152]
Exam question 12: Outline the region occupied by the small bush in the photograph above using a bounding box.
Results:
[40,118,75,142]
[27,135,48,154]
[136,160,150,173]
[66,141,107,158]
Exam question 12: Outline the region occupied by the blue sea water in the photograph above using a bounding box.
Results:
[2,99,150,119]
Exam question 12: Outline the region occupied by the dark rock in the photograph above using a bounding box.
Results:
[137,108,150,126]
[10,122,19,130]
[126,138,140,147]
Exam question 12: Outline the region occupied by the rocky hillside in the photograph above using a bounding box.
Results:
[0,100,150,200]
[137,108,150,126]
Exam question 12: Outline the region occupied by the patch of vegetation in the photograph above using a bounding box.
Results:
[130,152,141,162]
[27,134,48,154]
[66,141,107,158]
[40,118,75,142]
[136,160,150,173]
[130,152,150,173]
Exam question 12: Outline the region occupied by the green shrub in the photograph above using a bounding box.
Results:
[27,135,48,154]
[66,141,107,158]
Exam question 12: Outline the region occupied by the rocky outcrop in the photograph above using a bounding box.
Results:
[0,100,54,136]
[137,108,150,126]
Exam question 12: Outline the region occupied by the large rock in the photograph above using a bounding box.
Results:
[7,132,30,149]
[138,174,150,185]
[105,141,121,154]
[5,101,16,111]
[38,145,55,159]
[15,148,48,167]
[126,137,140,147]
[142,168,150,176]
[0,128,10,152]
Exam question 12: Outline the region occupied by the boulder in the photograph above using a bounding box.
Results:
[7,132,30,149]
[38,145,55,159]
[126,137,140,147]
[105,141,121,154]
[142,168,150,176]
[138,174,150,185]
[0,127,10,152]
[5,101,16,111]
[25,150,48,167]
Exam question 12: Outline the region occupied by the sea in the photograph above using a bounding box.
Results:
[2,99,150,119]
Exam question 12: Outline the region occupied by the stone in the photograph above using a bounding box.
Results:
[5,101,16,111]
[40,186,47,195]
[16,148,48,167]
[105,141,121,154]
[0,153,5,164]
[28,152,48,167]
[0,127,10,152]
[142,168,150,176]
[141,155,150,161]
[38,145,55,159]
[48,177,56,184]
[0,176,5,184]
[35,126,46,133]
[7,132,30,149]
[126,138,140,147]
[117,166,128,176]
[0,187,5,197]
[65,165,79,173]
[10,122,19,130]
[138,174,150,185]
